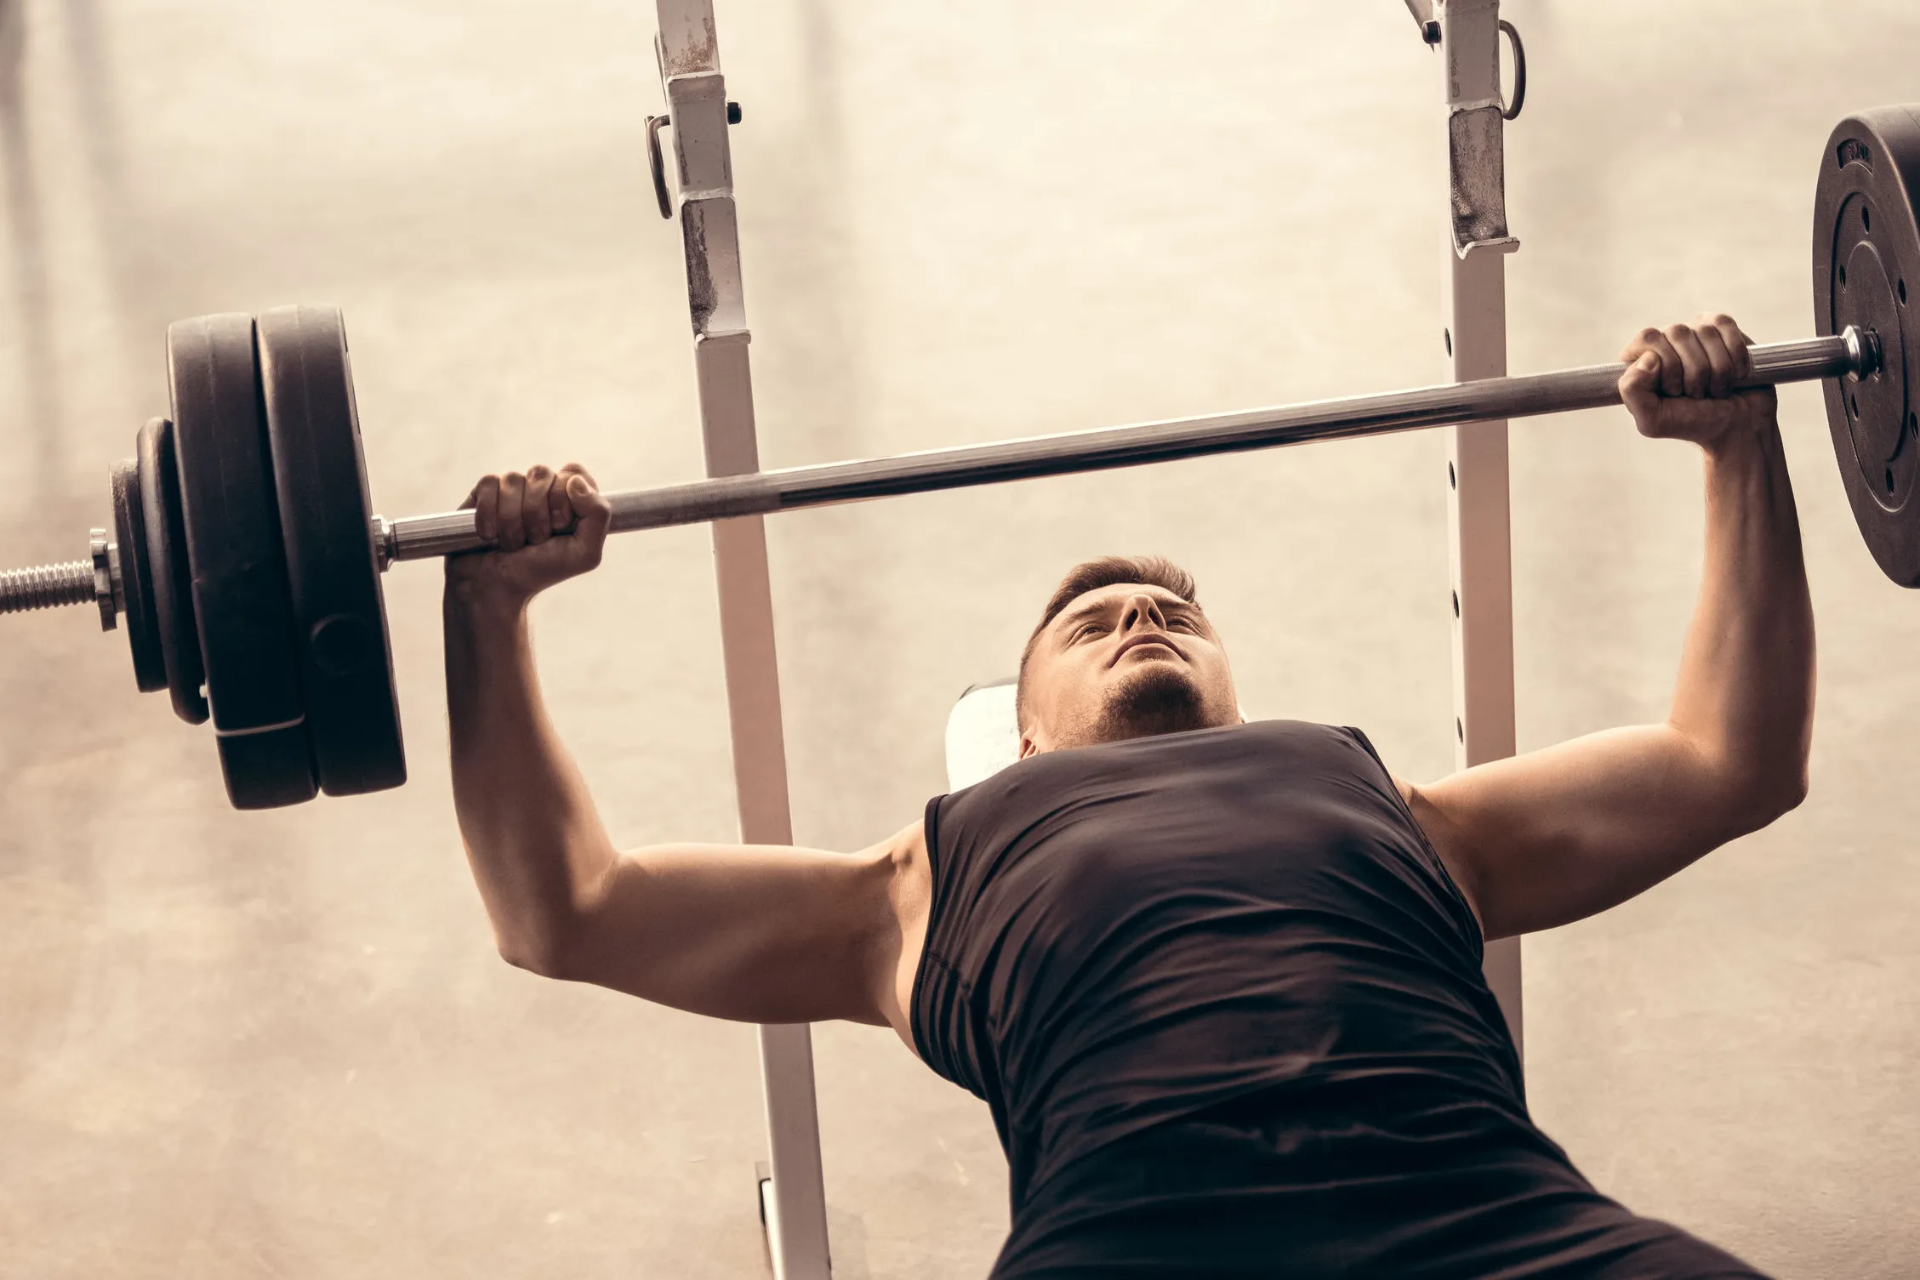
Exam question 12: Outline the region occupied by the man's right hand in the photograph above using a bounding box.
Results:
[444,463,612,606]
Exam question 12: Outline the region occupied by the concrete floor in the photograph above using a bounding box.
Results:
[2,1,1918,1276]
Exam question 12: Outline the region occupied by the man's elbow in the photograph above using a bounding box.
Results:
[496,924,581,981]
[1729,764,1808,833]
[1680,727,1809,835]
[1767,766,1810,821]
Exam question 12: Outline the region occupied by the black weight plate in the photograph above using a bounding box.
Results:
[137,416,209,724]
[256,304,406,797]
[1814,105,1920,587]
[110,458,167,693]
[167,313,318,809]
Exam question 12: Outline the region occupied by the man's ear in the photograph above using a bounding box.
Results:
[1018,732,1040,760]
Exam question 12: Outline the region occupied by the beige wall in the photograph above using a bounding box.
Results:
[1,2,1915,1275]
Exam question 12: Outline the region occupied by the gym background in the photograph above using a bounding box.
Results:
[1,1,1914,1276]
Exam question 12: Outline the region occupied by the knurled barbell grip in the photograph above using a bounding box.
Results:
[379,329,1872,567]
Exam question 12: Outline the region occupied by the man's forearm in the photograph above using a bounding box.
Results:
[444,588,619,971]
[1669,420,1815,814]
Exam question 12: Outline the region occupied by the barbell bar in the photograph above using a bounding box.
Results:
[2,104,1917,810]
[0,329,1878,617]
[377,330,1872,565]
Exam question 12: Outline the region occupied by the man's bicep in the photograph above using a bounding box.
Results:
[1407,723,1728,940]
[557,826,916,1026]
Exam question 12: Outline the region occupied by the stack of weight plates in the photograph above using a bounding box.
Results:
[110,307,405,809]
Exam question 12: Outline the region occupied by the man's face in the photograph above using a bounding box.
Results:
[1018,583,1241,758]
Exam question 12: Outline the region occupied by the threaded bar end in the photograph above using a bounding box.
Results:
[0,561,96,613]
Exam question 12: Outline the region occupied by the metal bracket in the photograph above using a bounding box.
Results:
[1449,101,1521,260]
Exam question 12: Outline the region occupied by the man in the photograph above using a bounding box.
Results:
[444,315,1809,1278]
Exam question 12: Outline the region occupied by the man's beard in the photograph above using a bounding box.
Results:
[1087,663,1212,744]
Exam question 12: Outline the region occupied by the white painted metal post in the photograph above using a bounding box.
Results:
[652,5,833,1277]
[1435,0,1524,1051]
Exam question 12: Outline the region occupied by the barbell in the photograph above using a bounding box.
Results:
[3,106,1918,810]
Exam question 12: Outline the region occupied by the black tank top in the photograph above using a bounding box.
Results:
[911,721,1763,1279]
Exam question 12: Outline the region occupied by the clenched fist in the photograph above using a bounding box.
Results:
[1618,314,1778,450]
[444,463,612,606]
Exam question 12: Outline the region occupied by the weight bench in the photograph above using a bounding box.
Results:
[946,679,1023,791]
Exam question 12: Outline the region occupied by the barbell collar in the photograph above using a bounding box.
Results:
[380,328,1869,567]
[90,528,119,631]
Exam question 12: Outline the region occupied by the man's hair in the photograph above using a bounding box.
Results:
[1014,555,1200,731]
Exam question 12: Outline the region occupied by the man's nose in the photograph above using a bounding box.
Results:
[1120,594,1166,632]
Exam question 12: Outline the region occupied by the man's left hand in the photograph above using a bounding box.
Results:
[1618,313,1778,450]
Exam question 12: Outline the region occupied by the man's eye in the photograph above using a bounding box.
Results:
[1075,623,1104,641]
